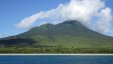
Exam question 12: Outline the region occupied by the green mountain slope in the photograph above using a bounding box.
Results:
[1,20,113,48]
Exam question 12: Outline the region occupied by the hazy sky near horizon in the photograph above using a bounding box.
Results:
[0,0,113,38]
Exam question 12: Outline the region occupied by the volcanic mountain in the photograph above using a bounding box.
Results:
[0,20,113,48]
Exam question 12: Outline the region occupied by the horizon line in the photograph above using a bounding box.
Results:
[0,54,113,56]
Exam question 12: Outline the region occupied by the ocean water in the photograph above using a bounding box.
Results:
[0,55,112,64]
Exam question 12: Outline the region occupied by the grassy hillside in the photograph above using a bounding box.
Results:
[0,20,113,51]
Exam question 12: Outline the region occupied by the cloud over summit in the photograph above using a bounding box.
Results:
[16,0,113,35]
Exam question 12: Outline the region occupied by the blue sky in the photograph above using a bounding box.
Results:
[0,0,68,38]
[0,0,113,38]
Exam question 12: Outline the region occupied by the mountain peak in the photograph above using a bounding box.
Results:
[1,20,113,49]
[62,20,80,24]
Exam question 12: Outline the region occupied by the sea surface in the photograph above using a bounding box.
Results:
[0,55,112,64]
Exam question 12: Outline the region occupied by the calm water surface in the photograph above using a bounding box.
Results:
[0,55,112,64]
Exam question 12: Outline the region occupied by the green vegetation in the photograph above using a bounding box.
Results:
[0,20,113,53]
[0,47,113,53]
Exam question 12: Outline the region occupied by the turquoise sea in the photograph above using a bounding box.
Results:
[0,55,112,64]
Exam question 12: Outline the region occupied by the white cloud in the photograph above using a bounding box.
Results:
[96,8,113,33]
[16,0,113,36]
